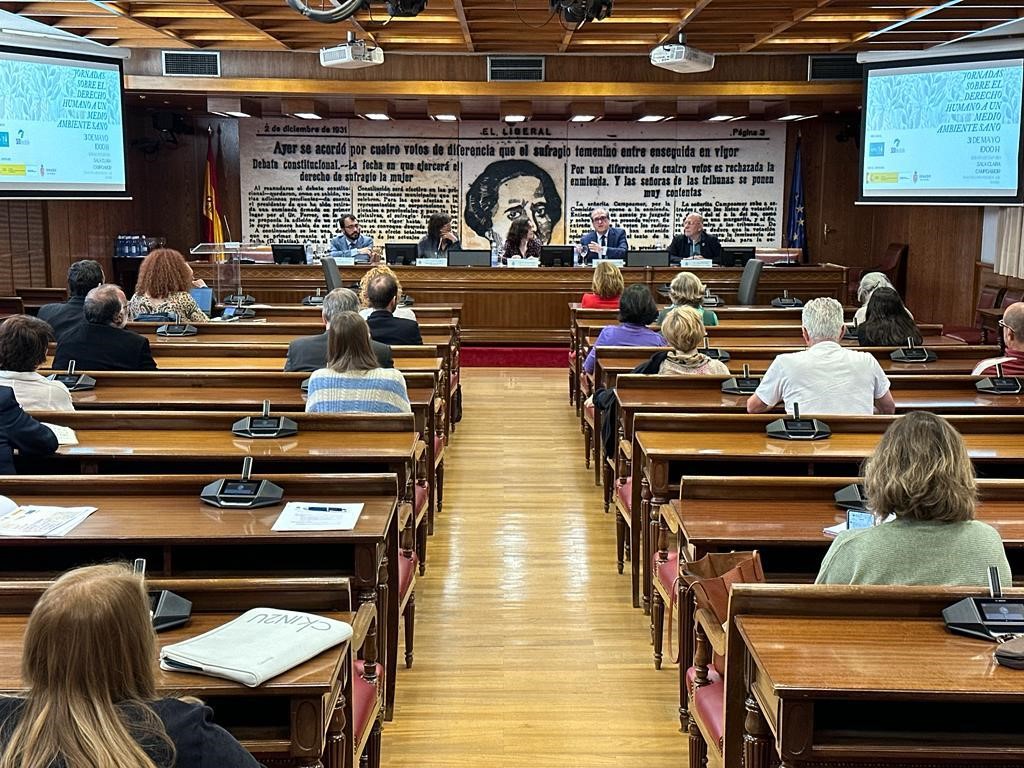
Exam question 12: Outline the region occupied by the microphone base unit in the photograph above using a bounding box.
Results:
[231,415,299,439]
[48,373,96,392]
[156,324,198,337]
[770,297,803,308]
[720,376,759,395]
[889,348,937,363]
[765,417,831,441]
[200,478,284,509]
[834,482,868,510]
[976,376,1023,395]
[302,295,325,306]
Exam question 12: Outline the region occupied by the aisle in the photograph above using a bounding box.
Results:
[383,368,681,767]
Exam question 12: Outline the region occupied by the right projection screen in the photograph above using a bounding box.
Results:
[859,54,1024,205]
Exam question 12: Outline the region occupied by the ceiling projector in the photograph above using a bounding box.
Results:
[320,39,384,68]
[650,42,715,73]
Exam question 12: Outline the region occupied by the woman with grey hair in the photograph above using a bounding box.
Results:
[853,272,913,326]
[655,271,719,326]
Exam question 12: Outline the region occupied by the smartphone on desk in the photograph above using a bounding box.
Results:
[846,509,876,530]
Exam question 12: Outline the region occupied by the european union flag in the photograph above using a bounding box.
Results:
[786,135,807,257]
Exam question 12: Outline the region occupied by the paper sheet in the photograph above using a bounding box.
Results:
[0,505,96,537]
[41,423,78,446]
[271,502,364,532]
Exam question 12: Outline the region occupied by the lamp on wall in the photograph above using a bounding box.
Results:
[282,98,327,120]
[207,97,261,118]
[501,101,532,123]
[429,101,461,122]
[569,102,602,122]
[355,99,392,120]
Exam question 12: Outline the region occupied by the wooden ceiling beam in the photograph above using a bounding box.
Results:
[742,0,835,51]
[102,1,200,48]
[656,0,711,45]
[191,0,292,49]
[452,0,474,51]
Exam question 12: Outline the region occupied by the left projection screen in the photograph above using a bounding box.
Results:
[0,47,126,198]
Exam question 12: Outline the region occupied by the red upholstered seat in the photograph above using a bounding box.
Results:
[616,478,632,513]
[414,482,429,517]
[353,660,379,746]
[693,677,725,750]
[653,550,679,594]
[398,551,417,600]
[685,664,722,695]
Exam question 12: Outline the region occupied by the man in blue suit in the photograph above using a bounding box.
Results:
[328,213,374,262]
[579,207,628,264]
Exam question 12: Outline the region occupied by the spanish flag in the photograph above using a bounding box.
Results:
[202,127,224,244]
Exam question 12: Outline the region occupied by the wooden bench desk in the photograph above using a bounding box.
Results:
[721,585,1024,768]
[624,414,1024,612]
[0,575,378,768]
[128,320,455,348]
[0,473,403,726]
[213,302,462,323]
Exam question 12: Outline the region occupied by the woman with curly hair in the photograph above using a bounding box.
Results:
[357,264,416,321]
[127,249,209,322]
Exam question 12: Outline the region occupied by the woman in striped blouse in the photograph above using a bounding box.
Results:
[305,311,411,414]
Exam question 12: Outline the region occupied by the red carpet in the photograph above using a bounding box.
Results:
[461,346,568,368]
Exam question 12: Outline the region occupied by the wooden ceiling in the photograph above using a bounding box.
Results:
[3,0,1023,53]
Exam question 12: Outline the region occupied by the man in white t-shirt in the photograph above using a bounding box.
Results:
[747,296,896,416]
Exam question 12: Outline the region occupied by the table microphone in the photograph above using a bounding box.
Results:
[977,362,1023,395]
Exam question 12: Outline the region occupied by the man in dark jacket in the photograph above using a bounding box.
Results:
[285,287,392,371]
[0,388,58,474]
[37,260,105,342]
[365,274,423,346]
[53,284,157,371]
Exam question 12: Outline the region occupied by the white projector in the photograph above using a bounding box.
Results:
[319,40,384,69]
[650,44,715,73]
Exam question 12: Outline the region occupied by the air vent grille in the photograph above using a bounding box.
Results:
[162,51,221,77]
[808,54,862,81]
[487,56,544,82]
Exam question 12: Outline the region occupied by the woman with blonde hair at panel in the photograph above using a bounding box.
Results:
[816,411,1011,587]
[357,264,416,321]
[656,271,718,326]
[0,563,261,768]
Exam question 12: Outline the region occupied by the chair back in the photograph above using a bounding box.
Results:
[321,257,342,292]
[1000,289,1024,310]
[736,259,763,306]
[0,297,25,317]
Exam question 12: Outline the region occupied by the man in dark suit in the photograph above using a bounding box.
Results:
[668,213,723,265]
[365,274,423,346]
[36,260,104,342]
[53,284,157,371]
[0,387,58,474]
[579,207,628,264]
[285,287,393,371]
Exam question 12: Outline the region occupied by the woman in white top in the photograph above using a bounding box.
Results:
[357,265,417,322]
[0,315,74,411]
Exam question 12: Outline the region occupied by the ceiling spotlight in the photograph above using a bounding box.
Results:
[386,0,427,14]
[550,0,612,24]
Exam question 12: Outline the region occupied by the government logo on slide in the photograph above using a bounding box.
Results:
[0,133,8,148]
[869,142,885,157]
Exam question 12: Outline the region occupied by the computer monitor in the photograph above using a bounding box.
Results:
[540,245,575,268]
[271,244,306,264]
[321,257,342,292]
[626,250,670,268]
[448,250,491,267]
[188,286,213,315]
[720,246,756,268]
[386,243,417,266]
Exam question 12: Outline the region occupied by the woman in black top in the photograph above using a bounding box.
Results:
[416,211,462,259]
[857,286,922,347]
[500,217,542,265]
[0,564,262,768]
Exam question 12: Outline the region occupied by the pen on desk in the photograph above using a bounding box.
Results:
[307,506,345,512]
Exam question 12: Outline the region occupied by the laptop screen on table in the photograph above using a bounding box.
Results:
[189,287,213,315]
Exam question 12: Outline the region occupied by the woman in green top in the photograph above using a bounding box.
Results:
[816,411,1011,588]
[656,271,719,326]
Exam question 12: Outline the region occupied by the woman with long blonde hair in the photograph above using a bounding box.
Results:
[0,564,261,768]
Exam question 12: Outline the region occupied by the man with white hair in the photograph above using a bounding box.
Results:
[578,207,628,264]
[284,287,392,372]
[747,296,895,415]
[668,212,722,265]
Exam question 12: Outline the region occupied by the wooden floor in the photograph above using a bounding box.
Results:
[383,367,681,767]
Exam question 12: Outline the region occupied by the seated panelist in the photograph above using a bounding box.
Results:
[54,285,157,372]
[285,287,392,372]
[306,312,411,415]
[747,297,894,416]
[0,315,74,412]
[37,259,104,342]
[0,563,263,767]
[416,212,461,260]
[126,249,208,323]
[328,213,374,263]
[579,208,628,264]
[668,213,722,265]
[500,217,542,265]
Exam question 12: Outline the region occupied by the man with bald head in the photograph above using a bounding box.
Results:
[669,212,723,265]
[284,287,393,372]
[579,207,628,264]
[976,301,1024,376]
[53,284,157,371]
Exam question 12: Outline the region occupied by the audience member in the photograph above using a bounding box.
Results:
[747,297,894,415]
[416,212,461,260]
[0,388,58,474]
[856,287,922,347]
[54,285,157,371]
[0,563,262,768]
[500,216,542,265]
[127,249,208,322]
[0,315,73,411]
[655,271,719,326]
[852,272,913,326]
[358,265,416,321]
[37,260,104,341]
[583,284,664,375]
[975,301,1024,376]
[816,411,1011,587]
[305,312,411,414]
[285,287,392,372]
[650,306,729,375]
[580,261,624,309]
[364,274,423,346]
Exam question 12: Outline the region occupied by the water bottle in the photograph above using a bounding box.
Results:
[304,242,314,263]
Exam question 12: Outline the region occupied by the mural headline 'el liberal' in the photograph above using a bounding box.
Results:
[239,119,786,252]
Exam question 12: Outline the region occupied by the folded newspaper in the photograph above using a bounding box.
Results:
[159,608,353,687]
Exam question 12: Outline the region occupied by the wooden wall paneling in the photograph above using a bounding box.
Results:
[814,116,875,271]
[44,201,71,289]
[0,204,13,295]
[26,202,47,287]
[8,201,31,289]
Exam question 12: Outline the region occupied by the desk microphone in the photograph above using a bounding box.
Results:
[157,311,198,337]
[701,336,730,363]
[47,359,95,391]
[136,556,192,632]
[770,289,802,308]
[766,402,831,441]
[976,363,1023,395]
[231,399,298,438]
[889,337,936,363]
[200,456,284,509]
[721,363,760,394]
[700,287,722,308]
[303,286,325,306]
